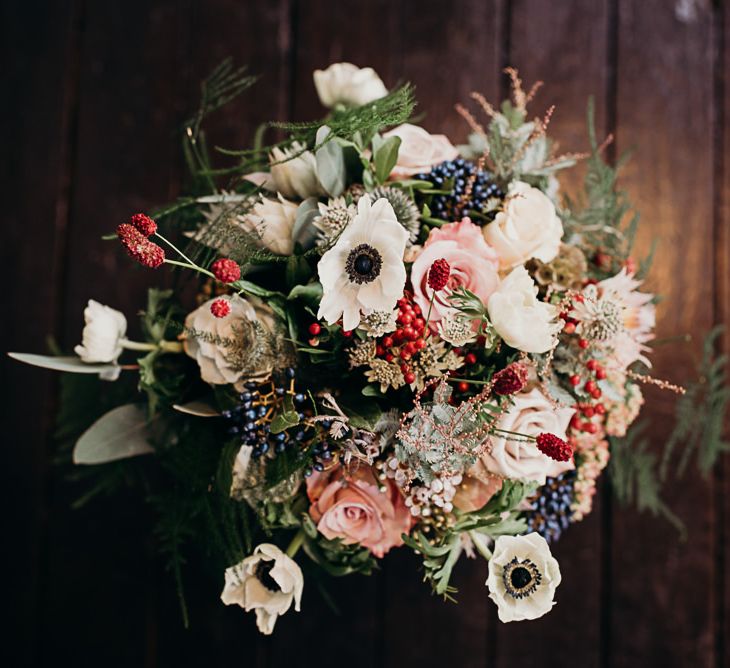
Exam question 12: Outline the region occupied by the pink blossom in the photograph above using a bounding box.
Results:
[410,218,500,325]
[306,464,412,558]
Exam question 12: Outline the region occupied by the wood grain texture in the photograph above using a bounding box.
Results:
[611,1,716,665]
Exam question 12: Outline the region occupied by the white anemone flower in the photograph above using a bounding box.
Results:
[486,533,561,623]
[317,196,408,331]
[221,543,303,635]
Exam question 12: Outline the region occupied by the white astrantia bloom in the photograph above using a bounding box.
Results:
[486,533,561,623]
[313,62,388,109]
[74,300,127,363]
[221,543,303,635]
[483,181,563,269]
[487,266,560,353]
[317,196,409,331]
[269,141,326,200]
[240,194,299,256]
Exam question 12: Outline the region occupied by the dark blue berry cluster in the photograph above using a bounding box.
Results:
[222,367,307,459]
[525,470,576,543]
[414,159,504,221]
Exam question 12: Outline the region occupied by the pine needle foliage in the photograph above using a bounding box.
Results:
[660,326,730,479]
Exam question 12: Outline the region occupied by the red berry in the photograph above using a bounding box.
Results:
[400,363,410,373]
[404,372,416,384]
[584,380,597,393]
[427,258,451,291]
[399,349,411,360]
[465,353,477,365]
[570,414,582,430]
[308,337,319,347]
[590,388,602,400]
[210,298,230,318]
[596,368,607,380]
[594,404,606,415]
[394,328,404,340]
[578,338,589,349]
[414,317,426,331]
[342,329,352,337]
[415,338,426,350]
[569,374,581,387]
[211,258,241,284]
[385,353,394,362]
[376,345,385,356]
[586,359,598,371]
[457,381,469,393]
[398,313,413,325]
[413,305,422,315]
[404,342,417,355]
[308,323,321,336]
[585,422,598,434]
[382,336,394,348]
[563,322,576,334]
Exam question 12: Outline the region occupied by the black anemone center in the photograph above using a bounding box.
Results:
[510,566,532,589]
[345,244,382,285]
[254,559,281,592]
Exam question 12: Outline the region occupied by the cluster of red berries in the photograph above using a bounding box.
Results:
[210,298,231,318]
[211,257,241,284]
[117,213,165,268]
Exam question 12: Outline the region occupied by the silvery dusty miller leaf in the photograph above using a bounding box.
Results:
[8,352,118,375]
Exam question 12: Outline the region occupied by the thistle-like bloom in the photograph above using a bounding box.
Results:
[117,223,165,268]
[317,197,408,331]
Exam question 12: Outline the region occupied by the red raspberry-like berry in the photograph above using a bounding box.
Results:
[210,298,231,318]
[308,323,321,336]
[427,258,451,292]
[404,371,416,384]
[211,258,241,284]
[536,433,574,462]
[492,362,529,396]
[129,213,157,236]
[117,223,165,268]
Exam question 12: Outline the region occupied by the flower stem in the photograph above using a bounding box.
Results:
[121,339,184,353]
[285,529,306,559]
[164,258,216,279]
[492,427,537,441]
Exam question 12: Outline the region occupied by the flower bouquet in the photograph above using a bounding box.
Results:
[10,61,723,634]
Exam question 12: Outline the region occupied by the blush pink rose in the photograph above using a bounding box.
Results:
[306,464,412,558]
[382,123,459,180]
[410,217,500,325]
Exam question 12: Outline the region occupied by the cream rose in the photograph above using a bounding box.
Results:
[487,266,560,353]
[382,123,459,180]
[240,194,299,256]
[74,300,127,363]
[269,141,326,200]
[313,62,388,108]
[481,387,575,485]
[486,533,561,623]
[306,463,412,558]
[221,543,303,635]
[183,295,278,386]
[483,181,563,269]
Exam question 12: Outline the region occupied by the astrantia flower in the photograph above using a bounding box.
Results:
[312,197,356,247]
[437,314,477,347]
[316,196,409,331]
[74,300,127,363]
[360,309,398,338]
[221,543,303,635]
[240,194,299,256]
[313,62,388,108]
[269,141,326,199]
[486,533,561,622]
[487,266,560,353]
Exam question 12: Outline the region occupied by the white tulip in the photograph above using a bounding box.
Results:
[269,141,325,200]
[483,181,563,269]
[486,533,561,622]
[487,266,560,353]
[313,62,388,108]
[221,543,303,635]
[74,300,127,363]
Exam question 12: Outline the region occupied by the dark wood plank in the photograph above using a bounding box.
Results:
[610,1,716,665]
[0,2,81,666]
[381,3,505,667]
[495,2,610,666]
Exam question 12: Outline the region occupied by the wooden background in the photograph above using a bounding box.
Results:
[2,1,729,666]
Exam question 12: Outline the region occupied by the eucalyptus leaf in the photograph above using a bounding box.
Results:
[8,353,119,376]
[292,197,320,249]
[172,400,220,417]
[73,404,155,465]
[287,281,323,305]
[315,126,346,197]
[372,134,401,184]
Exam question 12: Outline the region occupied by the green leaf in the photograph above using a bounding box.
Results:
[270,411,300,434]
[340,398,382,431]
[315,126,346,197]
[287,281,323,305]
[292,198,320,249]
[372,134,401,184]
[285,255,311,289]
[231,279,285,300]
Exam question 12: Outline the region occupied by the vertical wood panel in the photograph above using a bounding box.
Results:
[496,2,611,665]
[382,3,505,667]
[0,2,81,666]
[611,1,715,665]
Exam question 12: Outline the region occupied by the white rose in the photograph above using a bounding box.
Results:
[487,266,560,353]
[221,543,303,635]
[183,295,278,385]
[486,533,561,623]
[240,194,299,256]
[483,181,563,269]
[74,300,127,363]
[481,387,575,485]
[382,124,459,180]
[313,62,388,108]
[270,141,326,199]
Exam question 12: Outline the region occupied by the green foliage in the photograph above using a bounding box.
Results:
[301,514,377,577]
[608,423,684,535]
[661,326,730,478]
